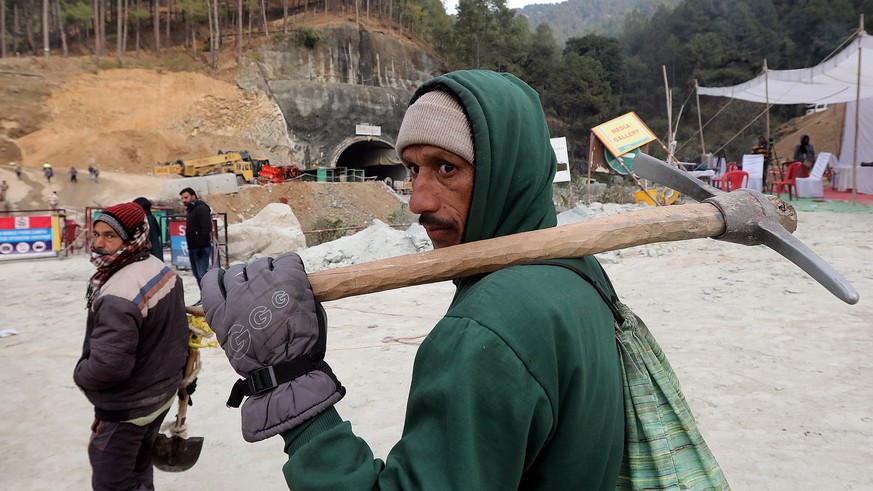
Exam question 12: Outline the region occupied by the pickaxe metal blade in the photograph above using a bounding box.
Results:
[289,154,857,305]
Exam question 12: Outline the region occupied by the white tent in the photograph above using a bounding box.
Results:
[698,33,873,104]
[698,28,873,197]
[835,98,873,194]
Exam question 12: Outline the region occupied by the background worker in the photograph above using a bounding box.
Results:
[73,202,189,490]
[201,70,624,489]
[47,191,59,210]
[179,187,213,290]
[751,135,773,189]
[133,197,164,261]
[793,134,816,171]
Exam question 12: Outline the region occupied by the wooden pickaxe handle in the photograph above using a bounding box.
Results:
[308,204,727,302]
[308,188,857,305]
[188,154,856,313]
[181,204,726,319]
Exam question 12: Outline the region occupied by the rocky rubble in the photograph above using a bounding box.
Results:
[226,203,308,263]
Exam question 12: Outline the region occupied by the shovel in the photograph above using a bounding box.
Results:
[153,349,204,472]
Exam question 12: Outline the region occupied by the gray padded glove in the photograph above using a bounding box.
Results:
[201,253,345,442]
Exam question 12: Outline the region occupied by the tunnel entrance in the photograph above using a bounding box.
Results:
[333,137,408,188]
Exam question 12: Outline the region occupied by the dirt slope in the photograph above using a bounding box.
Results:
[772,104,845,163]
[0,39,412,229]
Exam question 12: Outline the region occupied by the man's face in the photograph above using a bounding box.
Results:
[759,137,767,145]
[180,191,195,206]
[91,221,124,255]
[402,144,474,249]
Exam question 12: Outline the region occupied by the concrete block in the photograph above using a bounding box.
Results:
[205,173,240,195]
[161,175,239,201]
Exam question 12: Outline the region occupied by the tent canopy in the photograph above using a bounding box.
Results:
[697,28,873,195]
[698,32,873,104]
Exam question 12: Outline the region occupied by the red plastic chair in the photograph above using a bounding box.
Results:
[769,161,785,181]
[722,170,749,191]
[769,162,802,200]
[712,162,739,190]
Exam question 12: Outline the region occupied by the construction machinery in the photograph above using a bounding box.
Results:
[154,151,265,185]
[257,164,300,184]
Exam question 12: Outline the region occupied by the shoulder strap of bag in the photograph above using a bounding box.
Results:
[536,260,624,324]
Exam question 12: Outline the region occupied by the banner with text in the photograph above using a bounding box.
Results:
[0,215,59,260]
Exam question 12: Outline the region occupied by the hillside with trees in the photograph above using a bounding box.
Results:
[1,0,870,171]
[516,0,682,45]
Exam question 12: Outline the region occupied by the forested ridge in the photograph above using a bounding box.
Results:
[517,0,682,45]
[2,0,870,168]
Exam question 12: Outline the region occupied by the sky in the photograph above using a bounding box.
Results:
[443,0,564,16]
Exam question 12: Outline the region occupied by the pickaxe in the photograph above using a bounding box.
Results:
[303,153,858,305]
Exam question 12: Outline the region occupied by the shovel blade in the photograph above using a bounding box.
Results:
[152,434,204,472]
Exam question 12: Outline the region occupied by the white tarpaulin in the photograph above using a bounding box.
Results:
[834,98,873,193]
[698,32,873,104]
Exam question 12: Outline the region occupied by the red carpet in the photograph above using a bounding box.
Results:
[822,187,873,206]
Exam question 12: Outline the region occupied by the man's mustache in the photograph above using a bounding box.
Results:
[91,248,111,256]
[419,213,455,229]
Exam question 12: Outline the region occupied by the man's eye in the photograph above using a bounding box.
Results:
[439,163,455,173]
[406,164,419,176]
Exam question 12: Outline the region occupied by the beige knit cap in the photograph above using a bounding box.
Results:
[395,90,475,165]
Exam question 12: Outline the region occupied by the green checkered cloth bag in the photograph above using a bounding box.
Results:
[541,261,730,490]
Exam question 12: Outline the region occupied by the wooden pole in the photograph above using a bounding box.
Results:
[851,14,864,205]
[695,79,706,158]
[586,132,595,203]
[763,59,771,145]
[662,65,673,164]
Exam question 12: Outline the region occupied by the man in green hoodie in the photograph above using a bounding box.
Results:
[201,70,625,489]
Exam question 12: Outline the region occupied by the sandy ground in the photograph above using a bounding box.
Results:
[1,207,872,490]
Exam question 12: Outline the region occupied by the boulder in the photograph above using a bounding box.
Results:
[227,203,306,264]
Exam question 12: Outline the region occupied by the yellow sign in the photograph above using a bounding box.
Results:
[591,112,656,159]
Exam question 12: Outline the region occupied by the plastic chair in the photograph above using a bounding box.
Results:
[769,162,802,200]
[796,152,832,198]
[722,170,749,191]
[712,162,738,190]
[741,154,765,191]
[769,160,787,181]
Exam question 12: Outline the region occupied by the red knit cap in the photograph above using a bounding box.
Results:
[94,202,146,241]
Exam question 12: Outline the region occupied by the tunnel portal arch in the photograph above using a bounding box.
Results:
[328,136,409,187]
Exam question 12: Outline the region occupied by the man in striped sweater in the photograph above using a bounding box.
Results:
[74,202,190,490]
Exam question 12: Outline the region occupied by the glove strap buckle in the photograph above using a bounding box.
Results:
[248,365,278,395]
[226,357,320,408]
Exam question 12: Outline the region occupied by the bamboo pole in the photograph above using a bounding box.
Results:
[662,65,673,164]
[695,79,706,157]
[763,59,770,146]
[851,14,864,205]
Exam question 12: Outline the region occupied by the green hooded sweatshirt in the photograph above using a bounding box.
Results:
[281,70,624,489]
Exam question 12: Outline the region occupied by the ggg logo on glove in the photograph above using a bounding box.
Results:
[272,290,290,309]
[227,324,251,360]
[250,306,272,329]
